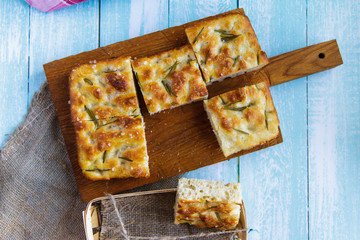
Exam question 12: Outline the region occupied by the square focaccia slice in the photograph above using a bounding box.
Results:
[174,178,242,230]
[203,82,279,157]
[185,12,269,84]
[132,44,208,114]
[69,56,150,180]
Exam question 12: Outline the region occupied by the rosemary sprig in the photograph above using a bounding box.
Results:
[214,29,228,34]
[161,80,177,97]
[84,105,99,128]
[131,108,140,118]
[193,27,204,44]
[219,96,226,105]
[203,50,209,65]
[223,105,249,112]
[84,78,93,86]
[119,156,133,162]
[233,128,249,135]
[103,151,107,163]
[265,110,268,130]
[164,61,178,79]
[215,29,240,42]
[103,69,116,73]
[220,33,240,42]
[84,168,111,172]
[232,55,240,67]
[97,118,119,129]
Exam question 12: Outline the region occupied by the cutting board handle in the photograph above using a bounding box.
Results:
[266,39,343,86]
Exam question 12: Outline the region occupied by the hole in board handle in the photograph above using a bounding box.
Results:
[318,53,325,59]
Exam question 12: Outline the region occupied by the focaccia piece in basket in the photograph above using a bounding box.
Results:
[132,44,208,114]
[174,178,242,230]
[69,56,150,180]
[185,12,269,84]
[203,82,279,157]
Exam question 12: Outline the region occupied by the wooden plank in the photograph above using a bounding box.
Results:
[238,1,309,239]
[169,0,239,183]
[43,9,280,202]
[0,1,29,147]
[308,0,360,239]
[29,0,99,102]
[43,9,342,202]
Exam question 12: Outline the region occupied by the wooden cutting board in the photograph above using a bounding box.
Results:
[43,8,343,202]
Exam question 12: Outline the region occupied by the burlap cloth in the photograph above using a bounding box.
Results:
[0,83,246,239]
[0,83,185,239]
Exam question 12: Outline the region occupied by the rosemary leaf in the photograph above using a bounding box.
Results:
[84,78,93,86]
[220,33,240,42]
[214,29,228,34]
[257,51,260,65]
[233,128,250,135]
[219,96,226,105]
[203,50,209,65]
[84,105,99,128]
[97,118,119,129]
[233,55,240,67]
[103,151,107,163]
[223,105,249,112]
[179,218,194,222]
[84,168,111,172]
[164,61,178,79]
[193,27,204,44]
[265,110,268,130]
[161,80,177,97]
[119,156,133,162]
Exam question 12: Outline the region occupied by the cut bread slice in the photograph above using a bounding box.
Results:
[174,178,242,230]
[203,81,280,157]
[131,44,208,114]
[69,56,150,180]
[185,12,269,84]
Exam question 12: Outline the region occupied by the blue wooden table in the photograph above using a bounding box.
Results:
[1,0,359,239]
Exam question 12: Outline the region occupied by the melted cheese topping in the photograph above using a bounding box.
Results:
[69,57,150,180]
[132,44,208,114]
[185,13,269,83]
[203,82,280,157]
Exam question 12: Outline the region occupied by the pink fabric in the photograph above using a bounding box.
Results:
[25,0,88,12]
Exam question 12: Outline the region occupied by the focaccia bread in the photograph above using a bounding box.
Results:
[132,44,208,114]
[174,178,242,230]
[69,56,150,180]
[203,82,279,157]
[185,12,269,84]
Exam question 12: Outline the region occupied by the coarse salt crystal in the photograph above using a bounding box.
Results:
[68,100,70,104]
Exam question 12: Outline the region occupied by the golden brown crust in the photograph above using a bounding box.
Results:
[175,200,241,230]
[185,12,269,83]
[69,56,150,180]
[203,81,279,157]
[131,44,208,114]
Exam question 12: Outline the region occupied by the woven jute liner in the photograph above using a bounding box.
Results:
[84,189,247,240]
